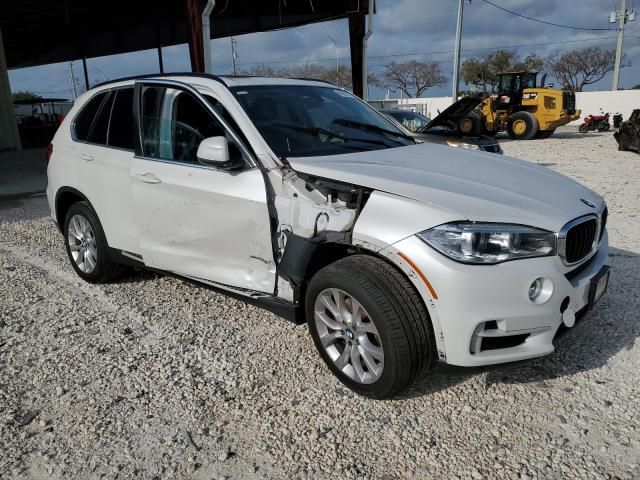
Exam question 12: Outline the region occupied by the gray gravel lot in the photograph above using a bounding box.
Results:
[1,130,639,479]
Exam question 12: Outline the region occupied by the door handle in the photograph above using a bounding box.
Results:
[80,153,94,162]
[134,172,162,184]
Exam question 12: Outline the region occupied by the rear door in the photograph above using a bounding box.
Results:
[129,80,276,293]
[74,86,138,253]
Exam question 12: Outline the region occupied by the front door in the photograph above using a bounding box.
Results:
[129,81,276,293]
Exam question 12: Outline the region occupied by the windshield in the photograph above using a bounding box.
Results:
[385,110,431,133]
[231,85,414,158]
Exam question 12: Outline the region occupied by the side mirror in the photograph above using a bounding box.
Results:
[196,136,230,167]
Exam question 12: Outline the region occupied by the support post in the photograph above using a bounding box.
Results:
[158,45,164,73]
[452,0,464,101]
[202,0,216,74]
[184,0,205,73]
[612,0,627,91]
[348,12,365,98]
[82,57,90,91]
[362,0,374,101]
[0,26,21,151]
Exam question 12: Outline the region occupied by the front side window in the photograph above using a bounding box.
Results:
[231,85,413,158]
[74,91,108,141]
[140,86,233,165]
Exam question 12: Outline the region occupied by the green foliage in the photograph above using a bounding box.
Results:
[12,91,43,102]
[461,50,544,93]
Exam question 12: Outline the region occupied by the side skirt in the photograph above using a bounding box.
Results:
[108,248,305,324]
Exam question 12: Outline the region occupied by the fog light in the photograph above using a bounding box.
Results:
[528,277,553,304]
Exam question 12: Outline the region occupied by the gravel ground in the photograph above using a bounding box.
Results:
[1,129,639,480]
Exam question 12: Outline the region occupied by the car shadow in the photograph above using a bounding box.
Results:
[497,130,613,143]
[398,246,639,399]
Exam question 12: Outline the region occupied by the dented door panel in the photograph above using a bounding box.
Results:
[131,158,276,293]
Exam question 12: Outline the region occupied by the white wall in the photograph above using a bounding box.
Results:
[379,90,640,125]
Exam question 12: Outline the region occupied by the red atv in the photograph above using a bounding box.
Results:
[579,111,611,133]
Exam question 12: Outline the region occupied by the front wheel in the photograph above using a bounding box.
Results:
[305,255,436,399]
[579,123,590,133]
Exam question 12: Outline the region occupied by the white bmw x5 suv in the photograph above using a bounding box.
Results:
[47,74,610,398]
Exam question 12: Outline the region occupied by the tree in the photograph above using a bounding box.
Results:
[546,47,616,92]
[461,50,544,92]
[12,91,42,102]
[381,60,446,98]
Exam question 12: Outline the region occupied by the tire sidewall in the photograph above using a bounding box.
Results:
[305,270,403,398]
[508,112,538,140]
[63,202,109,282]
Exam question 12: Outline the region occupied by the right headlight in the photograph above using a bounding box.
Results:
[417,222,557,264]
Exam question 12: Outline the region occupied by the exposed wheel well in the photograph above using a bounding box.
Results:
[55,188,88,232]
[298,242,431,327]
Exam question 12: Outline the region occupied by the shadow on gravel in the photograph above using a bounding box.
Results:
[401,246,640,398]
[498,131,612,143]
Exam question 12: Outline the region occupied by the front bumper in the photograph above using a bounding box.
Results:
[386,231,609,367]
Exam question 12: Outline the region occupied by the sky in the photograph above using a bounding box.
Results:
[7,0,640,100]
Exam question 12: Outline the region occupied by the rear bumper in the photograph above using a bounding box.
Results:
[387,231,609,367]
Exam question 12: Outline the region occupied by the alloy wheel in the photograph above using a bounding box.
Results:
[313,288,384,384]
[67,214,98,274]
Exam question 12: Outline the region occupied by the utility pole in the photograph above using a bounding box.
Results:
[452,0,465,101]
[68,61,78,100]
[230,36,238,75]
[611,0,636,90]
[326,35,339,86]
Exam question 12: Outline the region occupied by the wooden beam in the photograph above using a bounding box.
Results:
[184,0,205,73]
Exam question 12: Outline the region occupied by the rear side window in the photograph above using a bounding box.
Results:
[108,88,135,150]
[73,92,107,141]
[87,92,114,145]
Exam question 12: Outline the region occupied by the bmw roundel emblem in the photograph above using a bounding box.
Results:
[580,198,596,208]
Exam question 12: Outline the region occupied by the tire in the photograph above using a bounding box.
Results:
[598,122,610,132]
[579,123,590,133]
[305,255,437,399]
[63,201,126,283]
[507,111,539,140]
[535,129,556,139]
[459,110,483,136]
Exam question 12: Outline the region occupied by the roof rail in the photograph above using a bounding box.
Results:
[92,72,224,90]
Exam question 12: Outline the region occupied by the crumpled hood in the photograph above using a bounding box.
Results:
[287,143,603,232]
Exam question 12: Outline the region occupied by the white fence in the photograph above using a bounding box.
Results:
[372,90,640,125]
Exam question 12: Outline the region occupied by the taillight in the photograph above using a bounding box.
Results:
[46,143,53,162]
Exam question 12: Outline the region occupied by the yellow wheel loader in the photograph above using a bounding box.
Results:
[459,71,581,140]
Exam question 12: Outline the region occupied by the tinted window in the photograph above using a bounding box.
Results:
[140,86,227,164]
[87,92,114,145]
[231,85,413,158]
[74,92,107,141]
[108,88,135,150]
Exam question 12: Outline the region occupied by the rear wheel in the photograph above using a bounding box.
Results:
[64,201,126,283]
[306,255,436,399]
[507,112,539,140]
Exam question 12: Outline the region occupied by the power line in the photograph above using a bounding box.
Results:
[479,0,614,31]
[231,33,640,68]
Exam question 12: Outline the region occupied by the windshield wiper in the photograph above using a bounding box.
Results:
[332,118,415,142]
[272,122,390,147]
